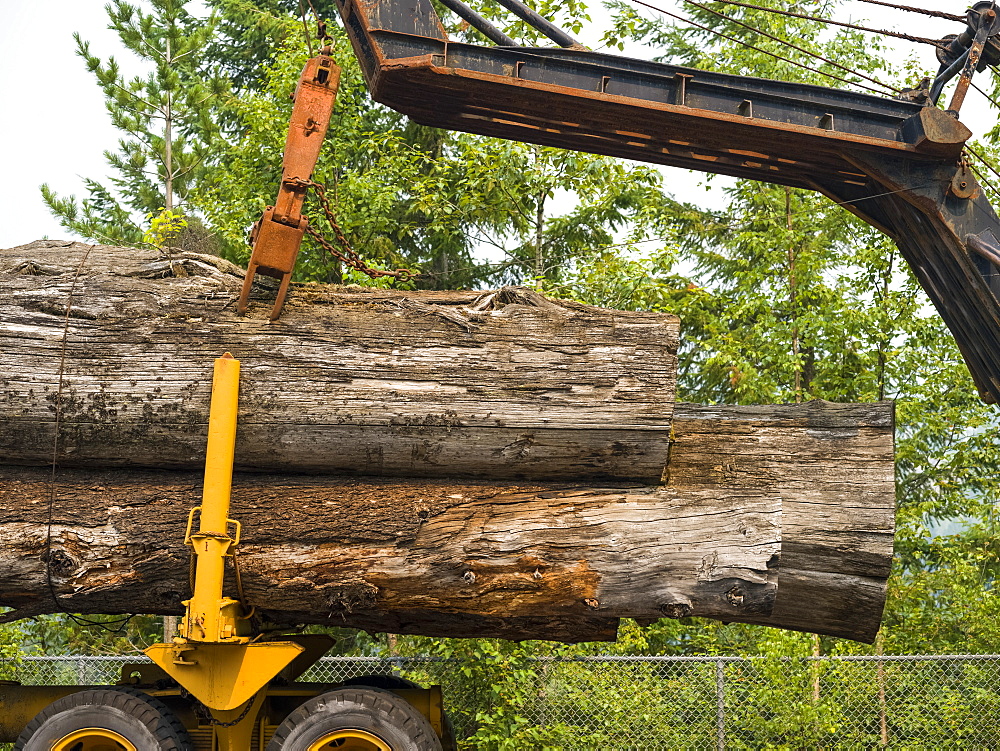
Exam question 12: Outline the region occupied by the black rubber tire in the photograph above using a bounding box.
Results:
[341,676,458,751]
[15,686,193,750]
[341,674,422,691]
[267,685,443,751]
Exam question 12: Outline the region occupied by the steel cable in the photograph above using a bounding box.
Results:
[851,0,964,23]
[297,0,315,56]
[419,182,944,280]
[968,144,1000,189]
[44,243,136,635]
[679,0,900,92]
[972,78,1000,110]
[969,161,1000,202]
[627,0,894,95]
[703,0,950,50]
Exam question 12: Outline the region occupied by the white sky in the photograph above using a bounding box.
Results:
[0,0,992,250]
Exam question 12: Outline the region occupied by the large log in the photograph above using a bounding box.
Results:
[0,402,894,643]
[0,468,781,643]
[666,402,896,642]
[0,241,678,481]
[0,241,896,643]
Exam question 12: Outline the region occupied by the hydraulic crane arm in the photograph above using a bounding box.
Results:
[334,0,1000,403]
[238,49,341,320]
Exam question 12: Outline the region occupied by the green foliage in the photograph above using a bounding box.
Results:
[142,207,188,249]
[9,614,159,657]
[0,620,23,681]
[195,0,672,287]
[42,0,228,245]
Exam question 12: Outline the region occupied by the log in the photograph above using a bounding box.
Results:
[0,241,896,643]
[666,402,896,642]
[0,402,894,643]
[0,468,780,643]
[0,241,678,481]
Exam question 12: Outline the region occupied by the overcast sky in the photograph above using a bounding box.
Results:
[0,1,989,250]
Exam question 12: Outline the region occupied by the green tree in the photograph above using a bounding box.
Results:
[41,0,228,246]
[195,8,670,288]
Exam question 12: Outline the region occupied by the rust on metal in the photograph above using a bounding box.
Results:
[238,51,341,322]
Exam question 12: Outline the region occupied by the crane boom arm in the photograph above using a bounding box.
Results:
[335,0,1000,403]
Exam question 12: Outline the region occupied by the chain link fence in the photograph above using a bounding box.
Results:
[4,654,1000,748]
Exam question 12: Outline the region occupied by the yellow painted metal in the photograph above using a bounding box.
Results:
[0,684,79,742]
[53,727,137,751]
[144,353,302,714]
[307,729,391,751]
[211,690,267,751]
[392,687,444,739]
[183,352,243,644]
[146,641,303,711]
[274,634,338,681]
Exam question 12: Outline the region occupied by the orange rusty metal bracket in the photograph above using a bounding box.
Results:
[238,51,341,321]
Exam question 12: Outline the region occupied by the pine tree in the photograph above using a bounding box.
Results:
[41,0,228,246]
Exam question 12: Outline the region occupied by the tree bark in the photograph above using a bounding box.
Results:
[666,402,896,642]
[0,242,896,643]
[0,241,678,482]
[0,467,780,643]
[0,402,894,643]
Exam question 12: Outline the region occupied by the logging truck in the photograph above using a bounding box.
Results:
[0,0,997,748]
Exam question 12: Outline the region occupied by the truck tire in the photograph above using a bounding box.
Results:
[341,676,458,751]
[342,674,423,691]
[267,686,442,751]
[15,686,192,750]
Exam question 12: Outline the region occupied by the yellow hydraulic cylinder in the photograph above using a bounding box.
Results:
[183,352,245,643]
[146,353,305,722]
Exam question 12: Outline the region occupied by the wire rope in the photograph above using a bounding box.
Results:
[627,0,894,96]
[297,0,315,56]
[703,0,950,50]
[42,243,136,635]
[418,181,944,280]
[679,0,899,92]
[850,0,964,23]
[969,161,1000,202]
[972,79,1000,110]
[968,144,1000,189]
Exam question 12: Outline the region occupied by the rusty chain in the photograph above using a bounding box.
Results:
[304,180,415,282]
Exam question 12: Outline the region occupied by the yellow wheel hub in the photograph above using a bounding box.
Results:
[52,728,137,751]
[308,729,392,750]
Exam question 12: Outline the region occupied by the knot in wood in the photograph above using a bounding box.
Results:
[660,602,692,619]
[462,570,476,584]
[45,548,77,575]
[726,586,745,607]
[582,597,600,610]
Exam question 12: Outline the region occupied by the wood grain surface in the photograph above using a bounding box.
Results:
[1,242,678,481]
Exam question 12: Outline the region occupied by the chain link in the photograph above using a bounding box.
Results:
[190,691,257,727]
[12,654,1000,747]
[304,180,415,282]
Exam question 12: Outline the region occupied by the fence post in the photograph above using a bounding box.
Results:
[715,658,726,751]
[876,633,888,747]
